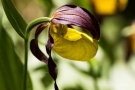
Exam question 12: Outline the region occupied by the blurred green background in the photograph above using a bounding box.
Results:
[0,0,135,90]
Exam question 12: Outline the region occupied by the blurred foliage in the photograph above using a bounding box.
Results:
[35,0,54,16]
[63,84,84,90]
[34,65,53,88]
[0,4,32,90]
[1,0,135,90]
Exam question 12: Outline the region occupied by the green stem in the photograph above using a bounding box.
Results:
[26,17,51,34]
[23,38,28,90]
[22,16,51,90]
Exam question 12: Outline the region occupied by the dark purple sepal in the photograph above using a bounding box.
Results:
[51,4,100,40]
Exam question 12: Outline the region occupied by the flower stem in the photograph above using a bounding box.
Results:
[23,16,51,90]
[23,38,28,90]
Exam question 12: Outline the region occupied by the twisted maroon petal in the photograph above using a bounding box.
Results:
[48,56,58,90]
[51,4,100,40]
[46,32,58,90]
[46,33,54,55]
[30,39,48,64]
[35,23,48,38]
[30,23,49,63]
[30,24,59,90]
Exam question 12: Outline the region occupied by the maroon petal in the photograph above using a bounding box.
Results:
[48,56,58,90]
[35,23,48,38]
[51,4,100,40]
[46,33,54,55]
[30,39,59,89]
[30,22,58,89]
[46,32,58,90]
[30,39,48,64]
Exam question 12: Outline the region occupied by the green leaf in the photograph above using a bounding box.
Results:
[1,0,27,39]
[0,19,33,90]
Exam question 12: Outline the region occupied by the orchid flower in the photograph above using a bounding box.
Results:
[27,4,100,90]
